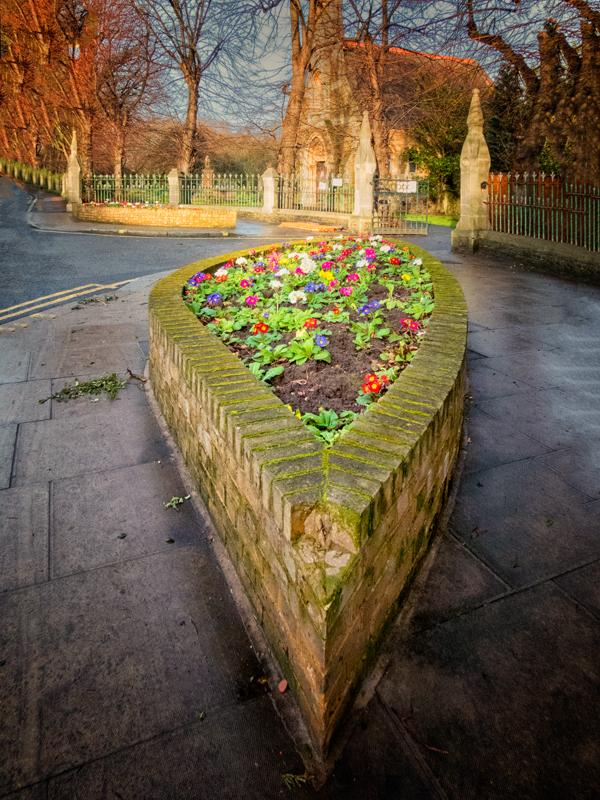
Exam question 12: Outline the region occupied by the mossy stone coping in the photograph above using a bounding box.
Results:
[148,240,467,760]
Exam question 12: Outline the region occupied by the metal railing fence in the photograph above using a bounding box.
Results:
[85,173,169,204]
[278,173,354,213]
[180,172,262,206]
[488,172,600,253]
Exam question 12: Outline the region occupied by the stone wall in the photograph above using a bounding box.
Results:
[148,242,467,759]
[73,204,236,228]
[452,228,600,285]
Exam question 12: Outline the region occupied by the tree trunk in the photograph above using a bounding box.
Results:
[179,72,200,174]
[278,69,307,175]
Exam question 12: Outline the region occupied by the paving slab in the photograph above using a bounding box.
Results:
[0,424,17,489]
[0,547,269,795]
[476,386,600,450]
[399,532,509,634]
[12,404,171,486]
[536,445,600,499]
[46,698,307,800]
[462,406,552,474]
[467,328,555,357]
[0,484,49,591]
[554,559,600,620]
[376,583,600,800]
[50,461,207,578]
[450,458,600,588]
[467,359,536,400]
[0,346,31,383]
[0,380,51,424]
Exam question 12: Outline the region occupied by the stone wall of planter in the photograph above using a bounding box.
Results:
[73,204,236,228]
[148,241,467,759]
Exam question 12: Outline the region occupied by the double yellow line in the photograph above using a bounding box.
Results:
[0,280,134,324]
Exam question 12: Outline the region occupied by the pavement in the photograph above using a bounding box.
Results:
[1,186,600,799]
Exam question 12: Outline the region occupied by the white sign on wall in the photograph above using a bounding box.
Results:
[318,182,327,191]
[332,178,343,187]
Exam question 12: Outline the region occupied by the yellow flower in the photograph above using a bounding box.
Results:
[319,270,334,282]
[295,410,302,419]
[401,273,411,281]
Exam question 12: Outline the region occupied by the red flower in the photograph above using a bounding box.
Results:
[253,322,269,334]
[332,307,340,315]
[389,257,400,265]
[304,318,318,328]
[254,266,265,273]
[215,275,227,283]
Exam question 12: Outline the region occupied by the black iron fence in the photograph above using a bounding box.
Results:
[488,172,600,253]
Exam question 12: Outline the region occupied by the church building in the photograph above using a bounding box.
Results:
[295,0,489,188]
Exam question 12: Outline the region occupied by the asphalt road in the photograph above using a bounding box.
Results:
[0,182,286,315]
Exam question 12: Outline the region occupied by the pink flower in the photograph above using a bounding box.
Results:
[240,278,252,288]
[245,295,258,306]
[340,287,352,296]
[365,248,376,257]
[327,280,339,291]
[347,273,360,282]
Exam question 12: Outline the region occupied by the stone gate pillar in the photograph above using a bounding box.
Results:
[65,130,82,211]
[352,111,377,233]
[168,169,181,206]
[451,88,491,253]
[261,166,278,215]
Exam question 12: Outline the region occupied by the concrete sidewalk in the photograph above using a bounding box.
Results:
[2,215,600,797]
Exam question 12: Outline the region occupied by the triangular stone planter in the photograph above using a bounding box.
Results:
[148,241,467,761]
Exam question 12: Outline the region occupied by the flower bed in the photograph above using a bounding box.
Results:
[183,235,434,444]
[149,240,467,760]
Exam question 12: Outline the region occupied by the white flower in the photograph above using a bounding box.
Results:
[379,245,392,253]
[288,252,301,259]
[288,290,307,304]
[332,244,343,251]
[358,249,365,256]
[334,235,343,239]
[276,267,290,276]
[306,236,314,241]
[270,280,282,289]
[369,235,383,242]
[413,258,423,266]
[215,268,228,277]
[300,261,316,273]
[235,257,248,265]
[356,259,369,268]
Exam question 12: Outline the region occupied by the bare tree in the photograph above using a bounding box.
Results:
[95,0,162,178]
[128,0,244,174]
[259,0,340,174]
[463,0,600,182]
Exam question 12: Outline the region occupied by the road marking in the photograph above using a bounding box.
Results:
[0,280,134,323]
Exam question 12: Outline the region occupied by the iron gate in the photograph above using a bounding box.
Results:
[372,176,429,235]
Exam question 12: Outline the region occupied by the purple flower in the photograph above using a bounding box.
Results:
[314,335,328,347]
[369,300,380,310]
[206,292,222,304]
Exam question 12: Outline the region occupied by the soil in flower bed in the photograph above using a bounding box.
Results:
[225,283,414,416]
[183,236,433,439]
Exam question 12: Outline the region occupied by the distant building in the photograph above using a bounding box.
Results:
[295,0,489,187]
